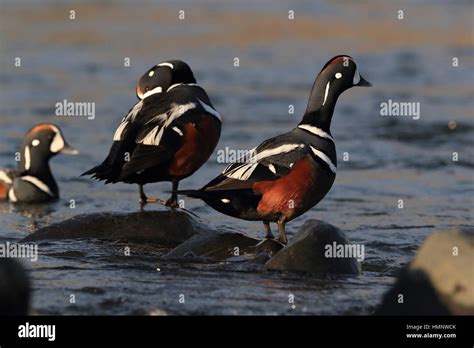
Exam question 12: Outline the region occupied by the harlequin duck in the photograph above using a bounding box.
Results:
[0,123,79,203]
[178,55,371,244]
[81,60,222,207]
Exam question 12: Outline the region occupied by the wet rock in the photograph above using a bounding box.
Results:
[22,210,207,247]
[264,220,362,275]
[376,227,474,315]
[164,230,259,260]
[247,239,285,264]
[0,259,30,315]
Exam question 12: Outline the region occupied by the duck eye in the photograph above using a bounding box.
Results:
[145,87,149,92]
[335,72,342,79]
[32,139,40,146]
[148,70,155,77]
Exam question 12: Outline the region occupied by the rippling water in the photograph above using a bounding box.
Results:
[0,0,472,315]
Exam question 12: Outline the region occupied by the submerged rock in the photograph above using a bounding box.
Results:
[376,227,474,315]
[164,230,259,260]
[264,220,362,275]
[0,258,30,315]
[21,210,208,247]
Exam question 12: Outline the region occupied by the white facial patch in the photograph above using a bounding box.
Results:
[335,72,342,79]
[221,198,230,203]
[158,62,174,69]
[32,139,40,146]
[50,132,65,153]
[148,70,155,77]
[353,69,361,85]
[322,82,330,106]
[24,146,31,170]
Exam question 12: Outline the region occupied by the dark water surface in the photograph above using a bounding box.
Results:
[0,0,472,314]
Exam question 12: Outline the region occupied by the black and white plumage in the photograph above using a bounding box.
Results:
[0,123,79,203]
[178,55,371,243]
[81,60,222,207]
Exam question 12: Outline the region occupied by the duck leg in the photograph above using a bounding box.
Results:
[277,217,288,245]
[139,184,167,208]
[263,221,274,239]
[165,180,180,208]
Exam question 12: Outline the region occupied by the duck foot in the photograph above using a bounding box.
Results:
[164,197,179,208]
[139,196,168,209]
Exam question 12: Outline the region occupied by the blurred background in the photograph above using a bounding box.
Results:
[0,0,472,315]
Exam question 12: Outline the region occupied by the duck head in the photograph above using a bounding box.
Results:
[136,60,197,99]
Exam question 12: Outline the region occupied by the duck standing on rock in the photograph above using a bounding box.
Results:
[0,123,79,203]
[82,60,222,208]
[178,55,371,244]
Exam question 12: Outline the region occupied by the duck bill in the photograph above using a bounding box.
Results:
[60,143,80,155]
[357,75,372,87]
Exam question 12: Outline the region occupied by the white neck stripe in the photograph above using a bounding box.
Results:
[8,188,17,202]
[143,86,163,99]
[21,176,54,196]
[298,125,334,142]
[198,98,221,121]
[310,146,337,174]
[166,83,199,92]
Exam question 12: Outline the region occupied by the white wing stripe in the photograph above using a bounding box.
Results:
[113,120,129,141]
[0,170,13,184]
[254,144,304,162]
[224,144,304,179]
[140,125,161,145]
[113,101,143,141]
[310,146,337,174]
[140,102,196,146]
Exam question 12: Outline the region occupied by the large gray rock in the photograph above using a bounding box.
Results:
[264,219,362,275]
[21,210,207,247]
[0,259,30,315]
[376,227,474,315]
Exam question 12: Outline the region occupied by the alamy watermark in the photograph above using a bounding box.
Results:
[0,242,38,262]
[324,241,365,262]
[380,99,420,120]
[217,146,257,164]
[55,99,95,120]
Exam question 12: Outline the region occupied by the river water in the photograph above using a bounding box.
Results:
[0,0,472,315]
